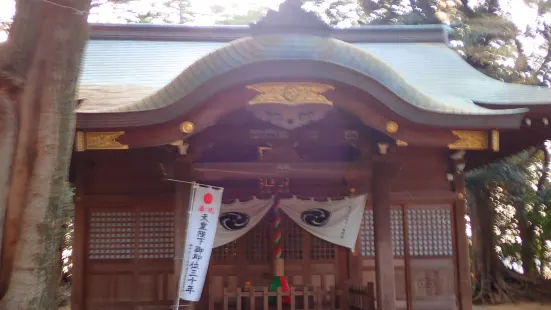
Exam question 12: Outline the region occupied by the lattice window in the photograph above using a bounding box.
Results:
[310,235,335,260]
[89,211,136,260]
[282,216,303,260]
[391,209,405,256]
[212,241,238,261]
[245,218,270,262]
[360,209,375,256]
[88,210,175,260]
[138,212,175,259]
[407,208,453,256]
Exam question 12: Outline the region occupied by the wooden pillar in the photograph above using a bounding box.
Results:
[372,163,396,310]
[452,162,473,310]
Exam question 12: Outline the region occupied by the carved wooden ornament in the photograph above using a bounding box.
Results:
[448,130,490,150]
[247,82,334,106]
[246,82,335,130]
[75,131,128,151]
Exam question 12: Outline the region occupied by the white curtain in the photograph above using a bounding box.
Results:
[279,195,367,249]
[213,198,272,248]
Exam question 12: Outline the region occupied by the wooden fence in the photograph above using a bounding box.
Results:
[207,282,375,310]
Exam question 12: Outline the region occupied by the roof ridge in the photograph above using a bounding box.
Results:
[89,23,450,44]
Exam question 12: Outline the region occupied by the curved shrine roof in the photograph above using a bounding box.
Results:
[76,23,551,129]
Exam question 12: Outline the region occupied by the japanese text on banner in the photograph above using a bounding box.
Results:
[179,185,224,302]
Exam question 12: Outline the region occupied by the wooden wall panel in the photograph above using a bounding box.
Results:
[357,201,458,310]
[74,141,461,309]
[77,149,172,195]
[389,147,451,192]
[410,258,457,310]
[81,198,176,310]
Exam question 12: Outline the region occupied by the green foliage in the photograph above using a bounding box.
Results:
[304,0,368,26]
[467,146,551,278]
[214,6,269,25]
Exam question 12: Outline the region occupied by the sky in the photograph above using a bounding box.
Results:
[0,0,284,41]
[0,0,542,41]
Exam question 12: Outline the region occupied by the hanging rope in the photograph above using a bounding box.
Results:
[272,192,283,260]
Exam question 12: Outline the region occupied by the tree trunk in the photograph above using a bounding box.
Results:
[515,201,537,277]
[469,188,513,304]
[536,143,550,276]
[0,94,16,261]
[0,0,91,308]
[469,190,500,283]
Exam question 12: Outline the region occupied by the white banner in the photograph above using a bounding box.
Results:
[214,198,272,248]
[279,195,367,249]
[178,184,224,302]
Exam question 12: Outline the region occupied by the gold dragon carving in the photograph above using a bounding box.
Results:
[75,131,128,151]
[246,82,335,106]
[448,130,496,150]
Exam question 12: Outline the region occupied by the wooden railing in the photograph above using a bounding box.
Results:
[207,282,375,310]
[348,283,375,310]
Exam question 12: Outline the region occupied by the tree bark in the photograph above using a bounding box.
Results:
[469,188,511,303]
[0,94,16,262]
[0,0,91,308]
[515,201,537,277]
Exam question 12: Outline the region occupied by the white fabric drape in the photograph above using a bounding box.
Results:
[279,195,367,250]
[213,198,272,248]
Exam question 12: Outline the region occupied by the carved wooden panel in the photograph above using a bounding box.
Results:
[138,212,175,259]
[360,207,405,257]
[85,207,175,310]
[88,211,175,260]
[410,258,457,310]
[407,208,453,256]
[89,211,135,260]
[391,208,405,256]
[360,209,375,256]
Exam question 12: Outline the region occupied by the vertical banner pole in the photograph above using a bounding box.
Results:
[174,183,198,309]
[175,183,224,306]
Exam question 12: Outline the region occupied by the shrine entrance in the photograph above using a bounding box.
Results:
[207,213,348,305]
[182,93,375,308]
[73,78,467,310]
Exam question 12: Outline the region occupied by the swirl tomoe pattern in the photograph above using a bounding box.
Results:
[219,212,250,231]
[301,208,332,227]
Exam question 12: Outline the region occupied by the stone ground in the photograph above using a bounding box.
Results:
[59,304,551,309]
[473,305,551,310]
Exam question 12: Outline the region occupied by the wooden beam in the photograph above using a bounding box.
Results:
[372,163,396,310]
[188,125,369,147]
[191,162,371,181]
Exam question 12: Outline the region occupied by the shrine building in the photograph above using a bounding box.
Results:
[70,1,551,310]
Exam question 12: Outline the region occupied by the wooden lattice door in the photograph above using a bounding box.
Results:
[84,206,176,310]
[206,212,347,305]
[207,216,272,304]
[281,213,345,290]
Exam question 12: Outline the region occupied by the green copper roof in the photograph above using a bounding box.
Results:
[76,30,551,129]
